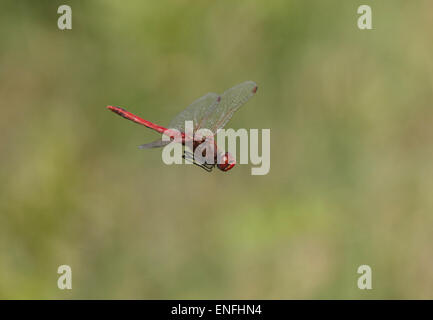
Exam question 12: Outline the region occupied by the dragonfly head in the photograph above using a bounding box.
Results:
[217,152,236,172]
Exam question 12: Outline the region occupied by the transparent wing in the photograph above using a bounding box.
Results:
[168,93,220,132]
[137,82,257,149]
[139,93,219,150]
[198,81,258,134]
[138,140,170,149]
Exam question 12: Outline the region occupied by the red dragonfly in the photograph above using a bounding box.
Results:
[107,81,258,172]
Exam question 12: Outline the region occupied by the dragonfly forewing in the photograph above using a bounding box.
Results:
[197,81,258,134]
[167,92,220,133]
[136,81,257,151]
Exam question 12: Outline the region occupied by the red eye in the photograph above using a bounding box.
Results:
[223,163,235,171]
[216,152,236,171]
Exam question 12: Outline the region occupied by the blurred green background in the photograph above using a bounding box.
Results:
[1,0,433,299]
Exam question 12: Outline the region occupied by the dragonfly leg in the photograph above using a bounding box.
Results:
[183,150,214,172]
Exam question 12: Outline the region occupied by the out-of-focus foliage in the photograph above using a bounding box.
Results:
[1,0,432,299]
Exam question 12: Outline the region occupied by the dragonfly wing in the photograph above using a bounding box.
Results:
[138,139,170,149]
[199,81,258,134]
[167,92,220,133]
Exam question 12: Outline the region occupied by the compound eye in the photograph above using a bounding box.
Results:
[224,163,235,171]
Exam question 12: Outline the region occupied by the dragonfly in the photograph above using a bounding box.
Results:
[107,81,258,172]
